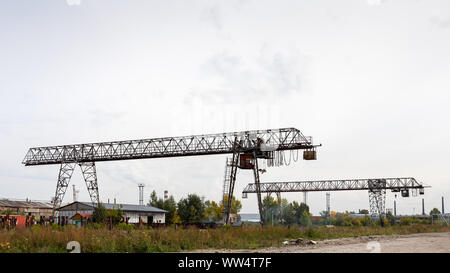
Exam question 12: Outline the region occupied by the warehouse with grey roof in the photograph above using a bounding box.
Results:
[57,201,167,224]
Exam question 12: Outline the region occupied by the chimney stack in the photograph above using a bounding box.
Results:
[138,184,145,206]
[422,198,425,215]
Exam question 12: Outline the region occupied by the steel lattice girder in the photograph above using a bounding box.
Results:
[22,128,316,166]
[52,162,100,214]
[242,177,427,193]
[53,163,76,210]
[224,139,239,225]
[369,189,386,215]
[79,162,100,205]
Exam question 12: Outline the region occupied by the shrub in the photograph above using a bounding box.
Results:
[93,223,104,229]
[116,222,134,231]
[349,217,361,227]
[400,218,413,226]
[93,203,107,223]
[303,228,321,240]
[360,216,374,226]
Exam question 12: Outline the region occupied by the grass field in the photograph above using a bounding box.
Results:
[1,224,450,253]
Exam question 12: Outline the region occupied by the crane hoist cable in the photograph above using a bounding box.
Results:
[292,149,299,162]
[284,150,291,166]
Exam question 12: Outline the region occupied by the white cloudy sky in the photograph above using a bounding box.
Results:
[1,0,449,215]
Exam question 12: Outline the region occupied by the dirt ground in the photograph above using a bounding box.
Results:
[192,232,450,253]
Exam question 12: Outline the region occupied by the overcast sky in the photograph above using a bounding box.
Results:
[1,0,449,215]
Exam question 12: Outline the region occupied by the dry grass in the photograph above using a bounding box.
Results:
[0,224,449,253]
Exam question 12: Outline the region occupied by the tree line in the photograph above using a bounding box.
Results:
[146,191,315,226]
[147,191,242,224]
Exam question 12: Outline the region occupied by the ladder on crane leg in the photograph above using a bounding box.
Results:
[222,157,232,216]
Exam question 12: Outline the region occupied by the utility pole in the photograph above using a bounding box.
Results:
[442,196,445,215]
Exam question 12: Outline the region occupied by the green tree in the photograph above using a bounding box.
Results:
[148,190,162,208]
[386,211,396,226]
[204,200,223,222]
[177,194,205,223]
[107,205,123,224]
[294,202,310,225]
[93,203,107,223]
[261,196,279,225]
[221,196,242,214]
[281,200,296,225]
[162,196,177,224]
[430,208,441,215]
[147,191,177,224]
[359,209,369,214]
[299,210,312,227]
[319,210,331,225]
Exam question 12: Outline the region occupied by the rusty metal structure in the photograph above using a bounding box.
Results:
[242,177,428,219]
[23,127,320,220]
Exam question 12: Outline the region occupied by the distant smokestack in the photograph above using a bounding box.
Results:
[422,198,425,215]
[326,192,330,216]
[114,198,116,205]
[138,184,145,206]
[164,190,168,200]
[394,200,397,216]
[72,184,77,202]
[72,185,79,202]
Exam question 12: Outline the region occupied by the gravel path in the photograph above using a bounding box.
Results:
[192,232,450,253]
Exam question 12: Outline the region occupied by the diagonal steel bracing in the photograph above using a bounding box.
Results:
[225,139,239,225]
[53,162,76,214]
[24,128,319,223]
[242,178,426,193]
[243,178,428,218]
[52,162,100,216]
[23,128,316,166]
[368,179,386,216]
[79,162,100,206]
[252,151,264,225]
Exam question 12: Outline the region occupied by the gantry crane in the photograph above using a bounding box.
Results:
[242,177,429,220]
[22,127,320,220]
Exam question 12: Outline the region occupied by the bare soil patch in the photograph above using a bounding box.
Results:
[191,232,450,253]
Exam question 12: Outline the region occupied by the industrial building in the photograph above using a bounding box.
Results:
[57,201,167,224]
[0,199,54,218]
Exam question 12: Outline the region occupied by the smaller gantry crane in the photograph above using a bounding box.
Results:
[242,177,429,220]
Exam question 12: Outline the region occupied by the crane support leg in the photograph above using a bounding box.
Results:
[252,151,264,226]
[276,192,281,205]
[225,151,239,225]
[79,162,100,206]
[53,162,76,216]
[276,192,282,224]
[369,189,386,216]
